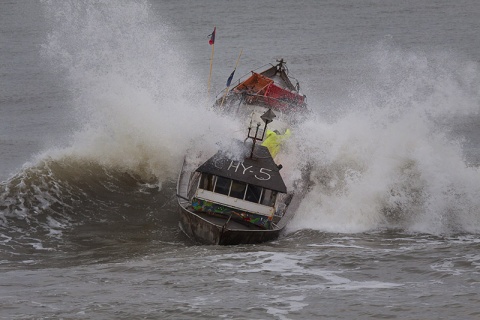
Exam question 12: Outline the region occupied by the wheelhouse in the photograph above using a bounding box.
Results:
[188,142,287,227]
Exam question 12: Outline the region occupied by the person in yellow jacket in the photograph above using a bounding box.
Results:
[261,128,291,158]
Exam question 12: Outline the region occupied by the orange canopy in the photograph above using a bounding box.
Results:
[236,73,274,95]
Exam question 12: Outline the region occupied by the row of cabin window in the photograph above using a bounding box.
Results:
[199,173,277,207]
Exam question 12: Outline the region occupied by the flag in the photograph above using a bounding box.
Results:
[208,27,216,45]
[226,69,235,87]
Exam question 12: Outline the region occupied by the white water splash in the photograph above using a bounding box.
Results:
[40,0,239,181]
[37,1,480,235]
[287,44,480,235]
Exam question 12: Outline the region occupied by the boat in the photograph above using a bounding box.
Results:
[176,109,299,245]
[214,59,308,134]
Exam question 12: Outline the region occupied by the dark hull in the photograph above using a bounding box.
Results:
[177,204,282,245]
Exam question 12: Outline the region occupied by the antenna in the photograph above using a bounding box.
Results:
[246,109,276,159]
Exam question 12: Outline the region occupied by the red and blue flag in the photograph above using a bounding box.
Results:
[208,27,216,45]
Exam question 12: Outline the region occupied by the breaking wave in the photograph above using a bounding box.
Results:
[2,0,480,259]
[1,0,240,257]
[287,43,480,235]
[40,0,240,180]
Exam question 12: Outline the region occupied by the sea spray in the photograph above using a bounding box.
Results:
[287,44,480,235]
[3,1,480,240]
[0,0,243,246]
[40,0,240,181]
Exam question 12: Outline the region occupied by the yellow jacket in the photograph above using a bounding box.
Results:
[261,129,291,158]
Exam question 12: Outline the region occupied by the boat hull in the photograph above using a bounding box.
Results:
[215,59,308,119]
[178,205,282,245]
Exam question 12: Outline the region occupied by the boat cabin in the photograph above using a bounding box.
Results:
[190,143,287,229]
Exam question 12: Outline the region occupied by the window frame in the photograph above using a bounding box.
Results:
[198,173,277,207]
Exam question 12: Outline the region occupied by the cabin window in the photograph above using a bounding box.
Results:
[200,173,215,191]
[245,184,262,203]
[230,180,247,199]
[214,176,231,195]
[261,189,277,207]
[199,173,277,207]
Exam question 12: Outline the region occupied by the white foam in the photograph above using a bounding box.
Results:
[210,251,402,292]
[287,44,480,235]
[36,2,480,235]
[265,295,308,319]
[40,0,242,182]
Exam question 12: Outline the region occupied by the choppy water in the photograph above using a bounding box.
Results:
[2,0,480,318]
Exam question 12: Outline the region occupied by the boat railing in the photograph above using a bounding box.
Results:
[220,91,307,114]
[227,63,272,90]
[220,60,292,93]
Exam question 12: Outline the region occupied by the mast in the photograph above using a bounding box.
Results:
[246,109,276,159]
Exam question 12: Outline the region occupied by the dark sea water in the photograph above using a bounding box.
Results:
[2,0,480,318]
